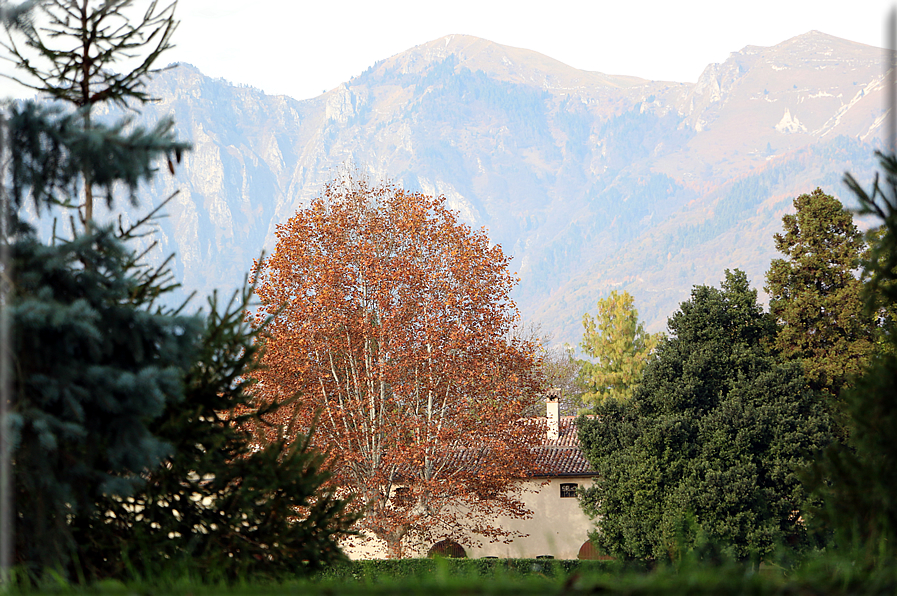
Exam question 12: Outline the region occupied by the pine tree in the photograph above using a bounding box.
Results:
[73,287,359,581]
[805,153,897,562]
[1,0,181,224]
[0,1,192,575]
[7,224,203,575]
[765,188,875,433]
[2,0,357,580]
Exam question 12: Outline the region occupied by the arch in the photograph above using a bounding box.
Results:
[578,540,612,560]
[428,539,467,558]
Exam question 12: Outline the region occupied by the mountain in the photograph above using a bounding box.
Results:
[80,31,884,346]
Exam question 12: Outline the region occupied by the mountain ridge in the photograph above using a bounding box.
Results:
[70,29,885,345]
[381,34,658,90]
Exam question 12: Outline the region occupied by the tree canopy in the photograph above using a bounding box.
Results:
[577,270,832,561]
[578,290,659,405]
[805,153,897,562]
[765,188,875,431]
[249,173,544,558]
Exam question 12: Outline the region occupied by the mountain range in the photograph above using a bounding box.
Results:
[80,30,885,346]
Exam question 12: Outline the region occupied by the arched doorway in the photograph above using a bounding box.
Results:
[428,539,467,558]
[578,540,612,560]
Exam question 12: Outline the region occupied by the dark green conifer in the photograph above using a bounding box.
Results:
[578,270,832,561]
[805,153,897,563]
[74,286,359,581]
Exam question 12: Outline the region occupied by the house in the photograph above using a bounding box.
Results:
[343,393,600,560]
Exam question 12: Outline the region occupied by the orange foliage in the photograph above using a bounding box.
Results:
[249,173,544,558]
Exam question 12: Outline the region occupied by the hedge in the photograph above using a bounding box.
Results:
[313,558,625,582]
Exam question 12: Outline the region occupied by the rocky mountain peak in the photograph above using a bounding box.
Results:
[359,33,650,94]
[68,30,886,347]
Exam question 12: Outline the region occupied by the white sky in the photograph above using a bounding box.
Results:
[1,0,895,100]
[170,0,893,100]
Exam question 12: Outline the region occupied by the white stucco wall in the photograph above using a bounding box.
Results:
[465,477,596,560]
[342,475,597,560]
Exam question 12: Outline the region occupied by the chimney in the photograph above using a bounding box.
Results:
[546,388,560,442]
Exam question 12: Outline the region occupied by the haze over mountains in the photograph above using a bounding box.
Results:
[85,30,885,346]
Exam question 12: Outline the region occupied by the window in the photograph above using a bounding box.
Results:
[392,487,412,508]
[560,483,578,498]
[477,488,498,501]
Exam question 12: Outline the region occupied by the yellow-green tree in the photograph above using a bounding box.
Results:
[578,290,660,405]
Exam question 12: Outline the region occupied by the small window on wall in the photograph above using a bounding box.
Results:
[560,483,578,498]
[392,487,413,508]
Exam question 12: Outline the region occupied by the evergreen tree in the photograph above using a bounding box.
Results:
[578,290,659,405]
[806,153,897,562]
[1,0,180,223]
[73,287,359,581]
[578,271,832,561]
[7,224,202,575]
[2,0,357,580]
[765,188,875,433]
[0,1,193,575]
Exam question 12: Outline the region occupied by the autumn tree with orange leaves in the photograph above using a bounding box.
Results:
[249,173,544,558]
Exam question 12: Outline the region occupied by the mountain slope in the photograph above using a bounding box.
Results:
[83,30,884,345]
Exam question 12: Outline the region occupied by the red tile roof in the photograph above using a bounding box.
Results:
[369,417,597,481]
[531,417,597,477]
[542,417,584,447]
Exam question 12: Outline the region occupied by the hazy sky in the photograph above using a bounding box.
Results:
[2,0,895,100]
[169,0,893,100]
